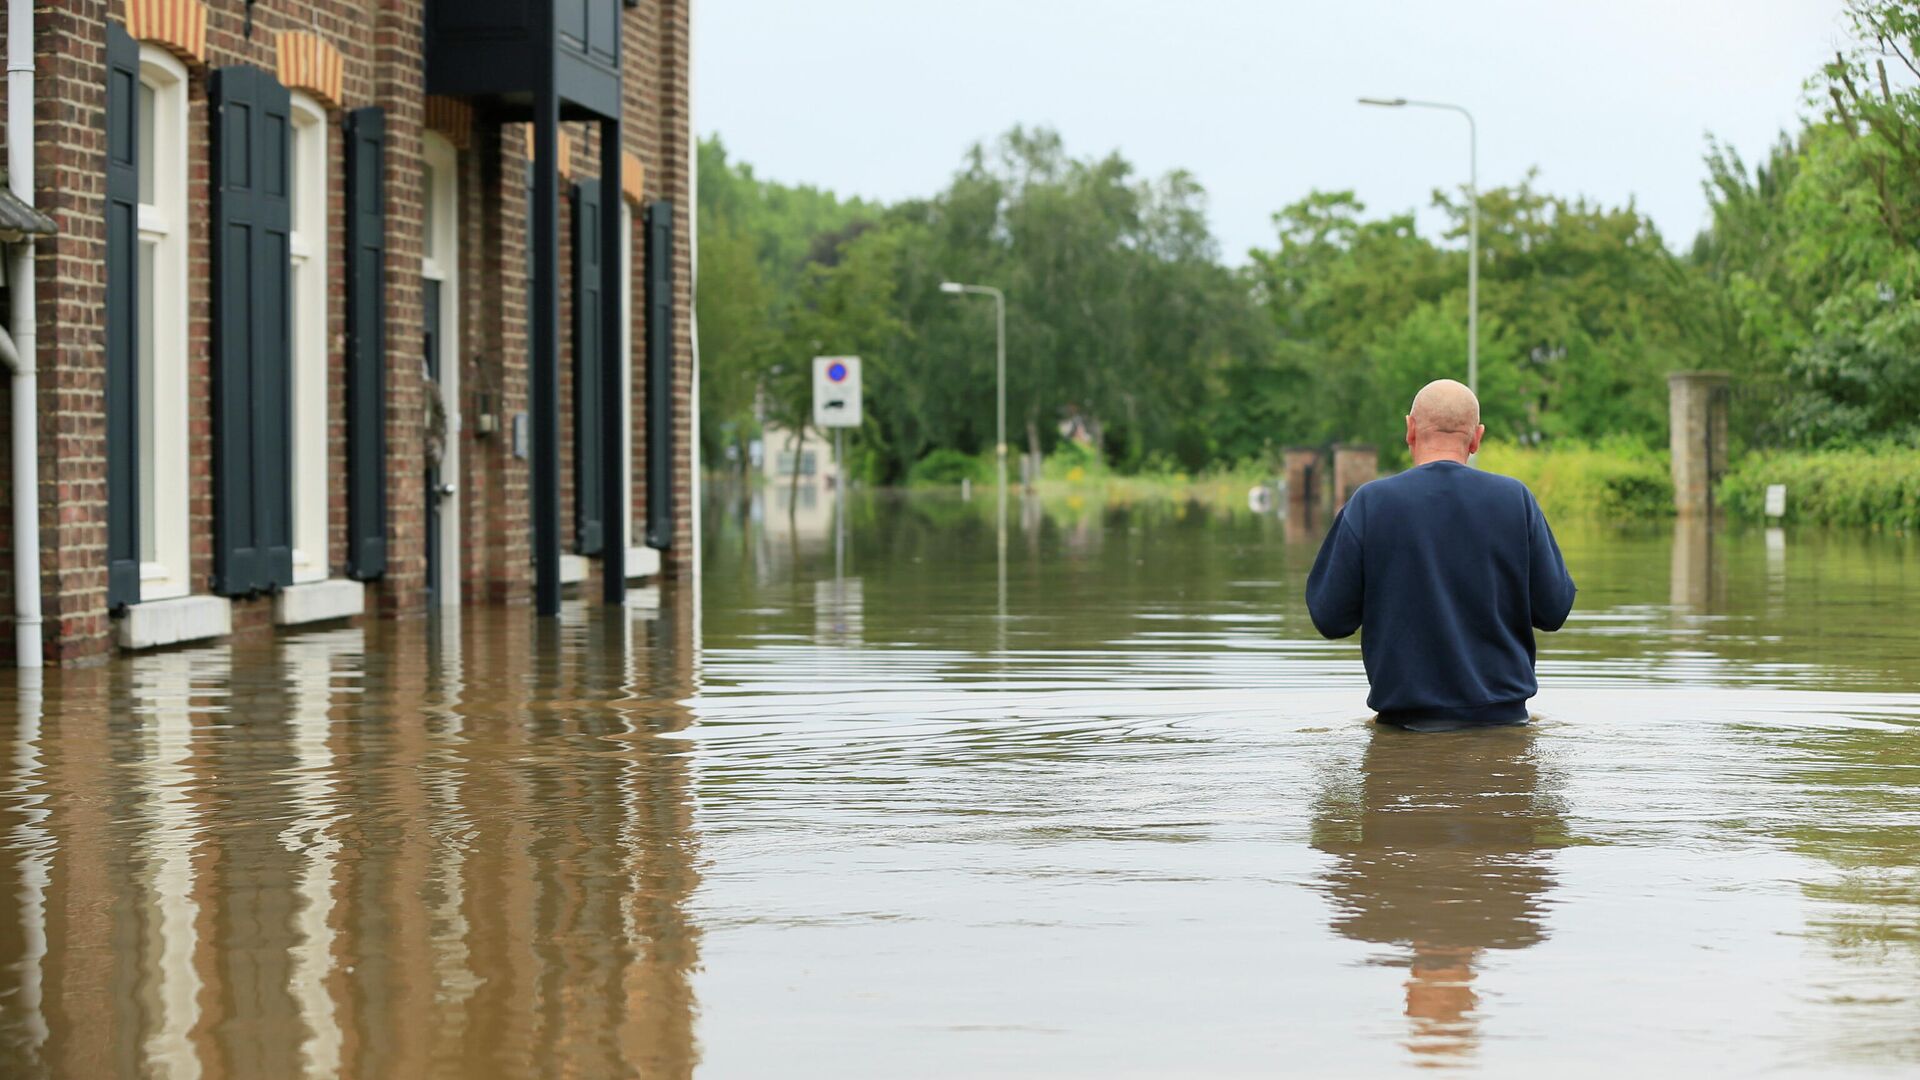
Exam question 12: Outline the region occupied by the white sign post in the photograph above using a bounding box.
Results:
[813,357,862,581]
[812,356,862,429]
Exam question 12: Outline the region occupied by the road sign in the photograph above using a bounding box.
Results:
[813,356,862,428]
[1765,484,1787,518]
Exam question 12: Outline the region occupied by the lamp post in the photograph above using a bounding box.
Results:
[1359,96,1478,397]
[942,280,1010,610]
[939,281,1008,490]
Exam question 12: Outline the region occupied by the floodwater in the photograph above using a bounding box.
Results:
[2,488,1918,1078]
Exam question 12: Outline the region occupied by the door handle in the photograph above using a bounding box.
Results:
[438,482,457,497]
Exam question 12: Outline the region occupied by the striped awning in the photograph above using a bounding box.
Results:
[124,0,208,66]
[621,152,646,205]
[426,97,475,151]
[277,31,345,109]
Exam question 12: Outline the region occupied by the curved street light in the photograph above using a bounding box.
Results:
[1359,97,1479,397]
[939,281,1008,486]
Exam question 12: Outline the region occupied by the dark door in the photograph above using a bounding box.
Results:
[424,279,444,605]
[106,21,142,611]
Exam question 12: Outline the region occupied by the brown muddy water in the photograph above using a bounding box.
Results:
[2,489,1918,1078]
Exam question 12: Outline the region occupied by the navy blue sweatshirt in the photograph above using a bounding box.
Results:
[1305,460,1577,729]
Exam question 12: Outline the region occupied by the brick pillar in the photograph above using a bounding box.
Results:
[31,3,115,663]
[1668,371,1730,518]
[371,0,428,617]
[1333,444,1377,512]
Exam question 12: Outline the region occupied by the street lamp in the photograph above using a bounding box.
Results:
[943,280,1012,607]
[940,281,1008,488]
[1359,96,1478,398]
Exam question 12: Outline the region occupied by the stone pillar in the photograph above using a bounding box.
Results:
[1333,444,1378,512]
[1282,447,1321,511]
[1668,371,1730,517]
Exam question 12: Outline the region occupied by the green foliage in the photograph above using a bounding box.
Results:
[1240,175,1708,465]
[1041,439,1111,481]
[1473,440,1675,521]
[1691,1,1920,448]
[696,3,1920,489]
[1721,446,1920,528]
[906,448,991,487]
[695,137,877,464]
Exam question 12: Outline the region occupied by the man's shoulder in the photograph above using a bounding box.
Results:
[1362,463,1536,505]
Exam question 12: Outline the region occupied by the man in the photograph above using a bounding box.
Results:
[1305,379,1576,732]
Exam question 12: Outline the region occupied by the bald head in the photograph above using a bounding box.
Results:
[1405,379,1484,463]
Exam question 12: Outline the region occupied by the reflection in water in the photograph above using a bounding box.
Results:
[1283,494,1323,547]
[1313,724,1562,1066]
[1670,514,1726,612]
[4,495,1920,1075]
[0,589,702,1080]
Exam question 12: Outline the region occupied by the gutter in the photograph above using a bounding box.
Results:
[6,0,44,667]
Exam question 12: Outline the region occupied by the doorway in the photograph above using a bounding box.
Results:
[422,135,461,608]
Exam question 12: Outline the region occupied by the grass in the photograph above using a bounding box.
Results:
[1472,438,1674,521]
[898,440,1920,530]
[1721,447,1920,530]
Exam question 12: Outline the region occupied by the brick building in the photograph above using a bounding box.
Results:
[0,0,699,666]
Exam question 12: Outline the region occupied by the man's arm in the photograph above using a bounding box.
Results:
[1528,495,1577,631]
[1305,508,1364,639]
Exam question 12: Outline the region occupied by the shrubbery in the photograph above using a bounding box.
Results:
[1721,447,1920,530]
[906,448,991,487]
[1473,439,1674,521]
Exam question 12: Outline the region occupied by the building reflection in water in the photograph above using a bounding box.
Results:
[0,584,703,1079]
[1312,724,1564,1066]
[1283,498,1323,547]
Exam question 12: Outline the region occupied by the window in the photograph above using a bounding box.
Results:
[289,93,329,583]
[137,46,190,600]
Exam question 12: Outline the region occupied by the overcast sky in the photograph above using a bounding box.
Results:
[693,1,1852,261]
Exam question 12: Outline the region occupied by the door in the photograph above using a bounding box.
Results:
[423,278,444,605]
[422,135,461,608]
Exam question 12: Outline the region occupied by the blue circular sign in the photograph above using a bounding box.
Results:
[828,361,848,383]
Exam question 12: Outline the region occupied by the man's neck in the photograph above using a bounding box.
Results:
[1411,448,1471,467]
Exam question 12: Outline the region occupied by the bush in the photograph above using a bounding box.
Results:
[1473,438,1674,520]
[1721,447,1920,530]
[1041,439,1110,482]
[906,448,990,487]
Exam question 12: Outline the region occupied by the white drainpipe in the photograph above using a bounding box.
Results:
[6,0,44,668]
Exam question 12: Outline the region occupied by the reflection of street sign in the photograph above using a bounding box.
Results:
[813,356,862,428]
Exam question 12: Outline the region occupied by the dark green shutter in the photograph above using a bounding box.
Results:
[210,65,294,596]
[644,200,674,550]
[345,107,388,580]
[572,180,605,555]
[105,23,142,610]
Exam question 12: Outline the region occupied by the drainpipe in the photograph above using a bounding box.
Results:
[7,0,44,667]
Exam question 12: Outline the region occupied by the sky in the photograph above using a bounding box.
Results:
[692,0,1855,262]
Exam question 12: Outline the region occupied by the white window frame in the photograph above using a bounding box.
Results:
[422,134,462,607]
[136,46,190,601]
[288,92,330,584]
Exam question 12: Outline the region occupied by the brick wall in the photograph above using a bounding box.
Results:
[0,0,696,664]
